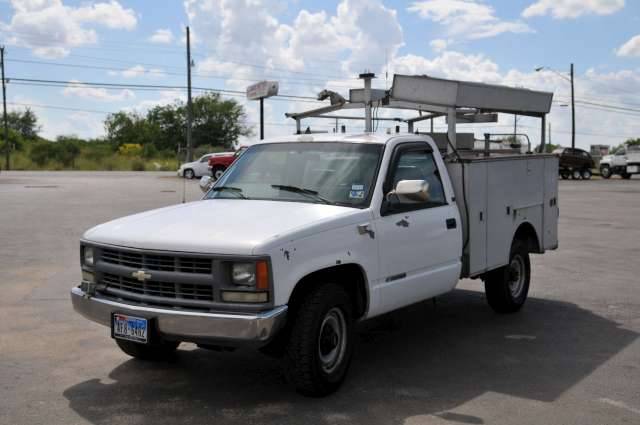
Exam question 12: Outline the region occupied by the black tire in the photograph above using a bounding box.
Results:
[115,338,179,361]
[622,172,632,180]
[484,240,531,314]
[183,168,195,179]
[560,171,570,180]
[211,165,226,181]
[600,166,612,179]
[285,284,354,397]
[571,169,582,180]
[581,169,592,180]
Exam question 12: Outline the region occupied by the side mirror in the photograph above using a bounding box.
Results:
[387,180,430,203]
[199,176,212,193]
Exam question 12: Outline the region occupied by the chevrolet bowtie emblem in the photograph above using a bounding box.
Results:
[131,270,152,282]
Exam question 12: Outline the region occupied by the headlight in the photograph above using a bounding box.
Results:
[232,262,256,286]
[83,246,94,267]
[230,260,269,289]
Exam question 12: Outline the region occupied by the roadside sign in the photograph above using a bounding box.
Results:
[247,81,279,100]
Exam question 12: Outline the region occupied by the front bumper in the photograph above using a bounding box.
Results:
[70,287,287,346]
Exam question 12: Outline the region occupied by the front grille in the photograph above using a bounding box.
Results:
[101,248,213,274]
[102,273,214,302]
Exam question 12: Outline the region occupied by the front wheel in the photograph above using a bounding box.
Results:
[600,166,612,179]
[622,172,632,180]
[560,171,570,180]
[115,338,179,361]
[581,169,592,180]
[571,169,582,180]
[484,240,531,313]
[183,168,195,179]
[285,284,354,397]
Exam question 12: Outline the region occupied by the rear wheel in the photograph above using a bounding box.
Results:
[571,169,582,180]
[285,284,354,397]
[600,166,612,179]
[581,169,592,180]
[211,165,226,181]
[622,172,632,180]
[115,338,179,361]
[484,240,531,314]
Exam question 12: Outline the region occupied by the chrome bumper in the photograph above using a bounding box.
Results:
[70,287,287,346]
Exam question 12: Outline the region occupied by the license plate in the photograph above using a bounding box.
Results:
[112,313,148,343]
[627,165,638,173]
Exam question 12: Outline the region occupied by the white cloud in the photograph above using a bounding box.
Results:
[616,34,640,57]
[522,0,624,19]
[391,51,502,83]
[408,0,533,40]
[63,81,135,102]
[430,38,449,52]
[108,65,167,78]
[1,0,137,58]
[148,28,174,44]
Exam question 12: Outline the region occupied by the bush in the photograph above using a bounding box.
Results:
[131,159,146,171]
[118,143,143,156]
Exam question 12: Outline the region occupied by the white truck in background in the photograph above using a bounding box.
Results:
[600,145,640,179]
[71,132,558,396]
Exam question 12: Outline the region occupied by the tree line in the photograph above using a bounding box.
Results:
[0,93,252,170]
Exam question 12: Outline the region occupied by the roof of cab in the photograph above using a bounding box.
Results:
[251,132,422,146]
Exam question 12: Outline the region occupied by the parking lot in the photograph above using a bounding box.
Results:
[0,171,638,425]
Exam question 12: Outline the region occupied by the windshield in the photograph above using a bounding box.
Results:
[205,142,383,207]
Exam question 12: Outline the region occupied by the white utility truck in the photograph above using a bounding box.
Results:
[71,75,558,396]
[600,144,640,179]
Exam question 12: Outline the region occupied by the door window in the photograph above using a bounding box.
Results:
[383,147,446,215]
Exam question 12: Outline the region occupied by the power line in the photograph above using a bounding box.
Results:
[6,58,357,88]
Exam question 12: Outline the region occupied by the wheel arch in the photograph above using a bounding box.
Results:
[513,222,542,254]
[287,263,369,320]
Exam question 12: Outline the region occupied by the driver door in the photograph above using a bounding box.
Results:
[374,142,462,315]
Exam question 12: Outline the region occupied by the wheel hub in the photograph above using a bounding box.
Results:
[508,255,525,298]
[318,307,347,374]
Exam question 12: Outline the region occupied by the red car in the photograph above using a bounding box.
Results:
[208,146,247,180]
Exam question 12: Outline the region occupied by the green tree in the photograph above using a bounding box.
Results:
[190,92,252,149]
[147,102,185,151]
[104,111,160,147]
[8,108,40,140]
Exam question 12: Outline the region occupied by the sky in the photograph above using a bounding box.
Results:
[1,0,640,150]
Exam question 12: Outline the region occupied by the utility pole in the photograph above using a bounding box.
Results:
[548,121,552,145]
[1,46,9,171]
[513,114,518,143]
[259,97,264,139]
[570,63,575,149]
[186,26,193,162]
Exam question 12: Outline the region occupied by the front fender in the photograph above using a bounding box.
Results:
[265,220,379,310]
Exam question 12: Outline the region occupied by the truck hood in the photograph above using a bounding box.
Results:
[83,199,364,255]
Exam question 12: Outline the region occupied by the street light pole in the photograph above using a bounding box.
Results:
[535,64,575,149]
[570,63,575,149]
[1,46,9,171]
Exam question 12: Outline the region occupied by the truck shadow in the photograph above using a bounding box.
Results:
[63,289,637,425]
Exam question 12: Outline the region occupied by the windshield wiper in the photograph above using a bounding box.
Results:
[211,186,249,199]
[271,184,333,205]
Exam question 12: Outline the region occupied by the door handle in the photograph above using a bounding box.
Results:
[357,223,375,239]
[446,218,457,229]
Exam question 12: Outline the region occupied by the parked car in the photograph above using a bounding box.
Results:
[177,153,216,179]
[72,133,558,396]
[600,145,640,179]
[208,146,248,180]
[553,147,595,180]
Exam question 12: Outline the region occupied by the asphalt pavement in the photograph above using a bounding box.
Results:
[0,171,638,425]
